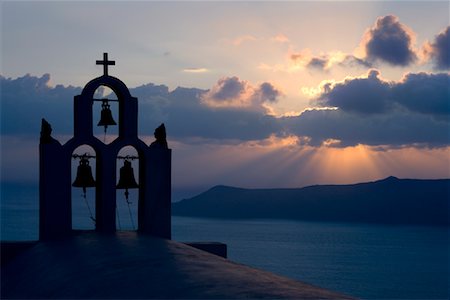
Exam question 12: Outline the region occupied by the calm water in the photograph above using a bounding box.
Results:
[1,183,449,299]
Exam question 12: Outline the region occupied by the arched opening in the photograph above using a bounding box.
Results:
[116,146,139,230]
[71,144,96,230]
[93,86,119,144]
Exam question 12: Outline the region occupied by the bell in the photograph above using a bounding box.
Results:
[116,160,139,200]
[97,100,117,132]
[72,157,96,197]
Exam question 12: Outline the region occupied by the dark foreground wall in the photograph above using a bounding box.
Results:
[2,232,354,299]
[1,241,38,266]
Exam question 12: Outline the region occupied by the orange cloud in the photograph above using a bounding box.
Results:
[182,68,209,73]
[271,34,290,43]
[231,35,258,46]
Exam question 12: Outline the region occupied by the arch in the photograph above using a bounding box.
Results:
[110,139,148,158]
[81,75,132,100]
[63,136,104,158]
[74,75,139,140]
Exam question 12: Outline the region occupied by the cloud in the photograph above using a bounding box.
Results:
[285,15,420,72]
[201,76,282,111]
[424,26,450,70]
[0,74,281,143]
[315,69,449,118]
[290,53,304,62]
[271,34,290,43]
[267,15,446,73]
[229,34,290,46]
[129,80,282,141]
[307,57,328,70]
[363,15,417,66]
[317,70,391,114]
[1,72,447,150]
[231,35,258,46]
[290,52,371,72]
[297,70,449,147]
[0,74,81,135]
[339,55,372,68]
[182,68,209,73]
[392,72,450,117]
[283,107,448,148]
[204,76,247,102]
[252,82,282,103]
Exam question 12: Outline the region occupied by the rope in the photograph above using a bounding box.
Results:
[116,204,122,230]
[82,189,96,225]
[126,199,136,230]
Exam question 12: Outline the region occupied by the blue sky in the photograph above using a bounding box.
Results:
[1,1,449,199]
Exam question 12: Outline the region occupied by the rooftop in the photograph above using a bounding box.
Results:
[2,231,353,299]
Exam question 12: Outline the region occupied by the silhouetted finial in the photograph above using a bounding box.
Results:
[40,118,59,144]
[150,123,168,149]
[96,52,115,76]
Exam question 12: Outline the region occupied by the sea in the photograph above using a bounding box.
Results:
[1,183,449,300]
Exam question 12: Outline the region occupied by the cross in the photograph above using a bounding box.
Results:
[96,52,115,76]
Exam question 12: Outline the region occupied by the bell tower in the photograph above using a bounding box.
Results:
[39,53,171,240]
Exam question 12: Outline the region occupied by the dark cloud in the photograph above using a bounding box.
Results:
[253,82,282,103]
[317,70,450,119]
[307,70,449,147]
[392,72,450,116]
[201,77,281,110]
[0,74,280,142]
[307,57,328,70]
[207,76,246,101]
[0,74,81,135]
[1,73,448,149]
[339,55,372,68]
[283,108,448,148]
[317,70,391,114]
[364,15,417,66]
[300,55,372,72]
[425,26,450,70]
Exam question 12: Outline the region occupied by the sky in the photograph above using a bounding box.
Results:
[1,1,449,200]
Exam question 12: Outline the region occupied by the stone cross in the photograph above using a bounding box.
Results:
[96,52,115,76]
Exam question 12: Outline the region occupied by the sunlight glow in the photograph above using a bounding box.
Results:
[167,134,450,191]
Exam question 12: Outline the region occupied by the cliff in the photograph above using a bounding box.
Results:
[172,177,450,226]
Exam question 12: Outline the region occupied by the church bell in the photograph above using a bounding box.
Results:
[116,160,139,199]
[72,157,96,197]
[97,99,117,132]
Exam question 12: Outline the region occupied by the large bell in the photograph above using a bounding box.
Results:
[97,100,117,132]
[73,157,96,197]
[116,160,139,200]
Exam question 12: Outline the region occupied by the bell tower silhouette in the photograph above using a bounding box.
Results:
[39,53,171,240]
